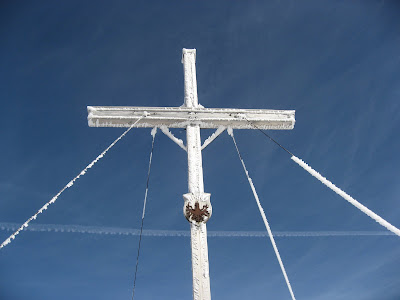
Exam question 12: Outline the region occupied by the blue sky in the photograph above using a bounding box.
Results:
[1,1,400,299]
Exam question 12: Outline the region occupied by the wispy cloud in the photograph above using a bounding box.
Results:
[0,222,395,238]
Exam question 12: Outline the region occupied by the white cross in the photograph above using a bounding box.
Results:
[87,49,295,300]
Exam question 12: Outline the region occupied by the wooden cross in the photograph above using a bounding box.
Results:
[87,49,295,300]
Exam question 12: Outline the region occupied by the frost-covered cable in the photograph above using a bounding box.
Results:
[132,127,157,300]
[292,156,400,237]
[0,116,146,250]
[246,119,400,238]
[228,128,296,300]
[244,118,294,156]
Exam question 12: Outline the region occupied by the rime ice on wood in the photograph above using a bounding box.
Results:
[160,126,187,151]
[87,107,295,129]
[86,49,295,300]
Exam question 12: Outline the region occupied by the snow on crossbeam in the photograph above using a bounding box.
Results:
[88,49,296,300]
[87,106,295,129]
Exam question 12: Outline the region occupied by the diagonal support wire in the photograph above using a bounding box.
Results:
[132,127,157,300]
[245,118,400,238]
[0,116,146,250]
[228,128,296,300]
[291,156,400,237]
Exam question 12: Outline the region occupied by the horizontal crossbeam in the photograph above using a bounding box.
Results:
[87,106,295,130]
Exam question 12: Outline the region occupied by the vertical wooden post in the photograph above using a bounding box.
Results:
[182,48,212,300]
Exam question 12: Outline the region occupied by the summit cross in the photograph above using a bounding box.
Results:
[87,48,295,300]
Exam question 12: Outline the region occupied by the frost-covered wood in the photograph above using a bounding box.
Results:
[87,106,295,129]
[85,48,296,300]
[182,49,212,300]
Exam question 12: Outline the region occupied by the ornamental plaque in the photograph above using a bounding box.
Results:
[183,193,212,224]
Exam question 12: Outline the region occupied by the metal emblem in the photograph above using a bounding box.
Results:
[183,193,212,224]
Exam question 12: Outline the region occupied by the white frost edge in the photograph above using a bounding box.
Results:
[230,131,296,300]
[151,127,158,137]
[0,116,146,250]
[201,126,226,150]
[160,126,187,151]
[227,127,233,137]
[291,156,400,237]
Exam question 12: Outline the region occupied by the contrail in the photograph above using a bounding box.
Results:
[0,222,395,238]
